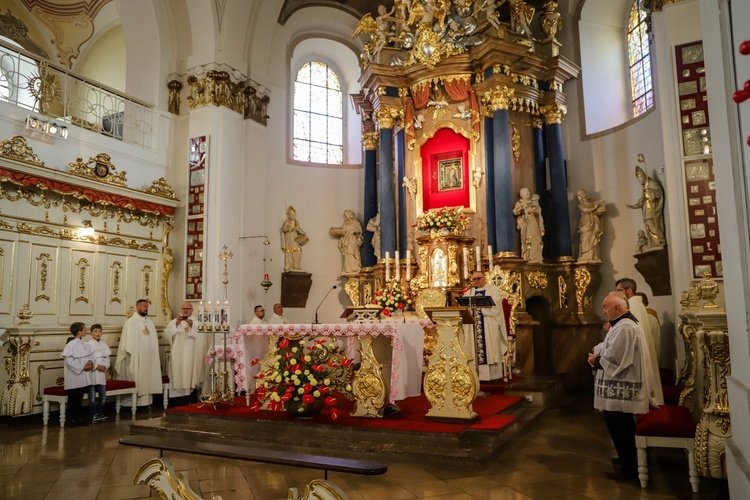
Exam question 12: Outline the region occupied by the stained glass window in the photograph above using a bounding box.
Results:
[628,0,653,117]
[293,61,343,164]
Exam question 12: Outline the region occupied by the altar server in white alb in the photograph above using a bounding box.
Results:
[464,271,509,381]
[164,302,207,398]
[61,322,95,427]
[116,299,163,407]
[268,303,289,324]
[87,324,111,423]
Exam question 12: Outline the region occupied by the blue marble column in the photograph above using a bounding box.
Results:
[396,129,407,256]
[484,117,497,250]
[362,132,379,266]
[492,108,514,253]
[532,119,552,259]
[544,104,572,257]
[379,127,396,256]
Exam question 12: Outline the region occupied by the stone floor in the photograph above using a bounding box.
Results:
[0,394,729,499]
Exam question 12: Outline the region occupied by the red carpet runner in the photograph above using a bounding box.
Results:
[169,390,521,435]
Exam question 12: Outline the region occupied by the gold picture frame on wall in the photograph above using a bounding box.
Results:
[438,158,463,191]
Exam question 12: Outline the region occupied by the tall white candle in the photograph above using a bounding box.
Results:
[206,301,214,331]
[395,250,400,281]
[406,249,411,281]
[385,251,390,282]
[488,245,494,270]
[223,300,230,330]
[475,246,482,272]
[197,300,204,331]
[462,247,469,280]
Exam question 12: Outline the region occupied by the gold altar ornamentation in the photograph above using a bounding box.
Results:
[676,322,697,410]
[540,1,563,42]
[558,275,568,309]
[363,282,372,305]
[143,178,178,200]
[482,85,515,112]
[35,253,51,302]
[142,265,153,301]
[35,365,46,402]
[374,106,403,130]
[351,336,386,417]
[532,117,543,129]
[134,457,202,500]
[0,136,45,166]
[511,126,521,164]
[289,479,349,500]
[186,70,245,114]
[26,62,59,114]
[161,222,174,318]
[423,348,447,411]
[527,271,547,290]
[345,278,361,307]
[698,272,719,308]
[110,261,123,304]
[410,246,431,292]
[540,103,567,125]
[68,153,128,186]
[361,131,378,151]
[574,268,591,309]
[405,22,464,69]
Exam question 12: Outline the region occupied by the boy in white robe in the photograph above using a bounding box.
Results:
[61,322,94,427]
[87,324,111,423]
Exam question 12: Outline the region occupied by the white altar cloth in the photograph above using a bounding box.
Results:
[231,322,426,404]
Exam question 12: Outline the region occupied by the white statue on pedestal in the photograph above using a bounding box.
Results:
[281,206,307,272]
[577,188,606,263]
[366,212,381,259]
[330,210,363,276]
[627,158,666,251]
[513,187,545,263]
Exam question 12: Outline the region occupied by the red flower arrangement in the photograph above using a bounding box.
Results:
[372,280,414,315]
[251,337,352,419]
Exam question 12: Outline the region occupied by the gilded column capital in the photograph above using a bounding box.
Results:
[374,106,403,130]
[362,132,379,151]
[186,70,245,114]
[540,103,567,125]
[532,117,543,129]
[482,85,515,112]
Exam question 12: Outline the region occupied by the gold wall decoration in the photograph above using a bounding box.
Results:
[0,136,45,166]
[374,106,403,130]
[143,178,178,200]
[26,62,59,114]
[142,265,153,300]
[110,261,122,304]
[482,85,515,112]
[187,70,246,114]
[68,153,128,186]
[512,126,521,164]
[243,83,271,125]
[527,271,547,290]
[350,336,386,417]
[557,275,568,309]
[35,252,52,302]
[74,257,89,304]
[161,220,174,318]
[574,268,591,309]
[363,282,372,305]
[0,220,12,230]
[0,10,49,59]
[167,79,182,115]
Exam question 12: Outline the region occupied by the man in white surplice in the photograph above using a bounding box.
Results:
[463,271,509,381]
[250,305,267,324]
[164,302,207,398]
[613,278,664,405]
[268,303,289,324]
[115,299,163,407]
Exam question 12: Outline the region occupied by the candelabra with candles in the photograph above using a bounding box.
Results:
[197,244,234,409]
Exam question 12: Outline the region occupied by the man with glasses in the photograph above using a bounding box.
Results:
[463,271,508,381]
[164,302,208,402]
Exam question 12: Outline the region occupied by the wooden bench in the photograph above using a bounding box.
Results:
[119,434,388,480]
[43,380,138,427]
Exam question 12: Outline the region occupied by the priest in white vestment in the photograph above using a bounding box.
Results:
[250,305,267,324]
[268,303,289,324]
[164,302,207,398]
[614,279,663,405]
[115,299,163,406]
[463,271,509,381]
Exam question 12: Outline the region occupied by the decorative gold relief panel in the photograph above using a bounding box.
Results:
[105,256,125,316]
[30,245,57,316]
[138,259,158,306]
[69,251,95,316]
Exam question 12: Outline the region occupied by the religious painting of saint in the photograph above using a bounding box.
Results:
[438,158,463,192]
[94,162,109,178]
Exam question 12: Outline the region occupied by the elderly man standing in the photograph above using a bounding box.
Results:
[588,292,652,481]
[115,299,162,407]
[463,271,508,381]
[164,302,207,400]
[268,303,289,324]
[614,278,663,405]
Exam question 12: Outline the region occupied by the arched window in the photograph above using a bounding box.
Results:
[627,0,653,117]
[293,61,343,164]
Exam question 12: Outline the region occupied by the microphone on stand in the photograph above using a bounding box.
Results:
[313,285,338,325]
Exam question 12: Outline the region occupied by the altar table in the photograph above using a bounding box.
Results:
[232,322,426,405]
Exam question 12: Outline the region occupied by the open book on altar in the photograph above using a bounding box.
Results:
[455,295,496,308]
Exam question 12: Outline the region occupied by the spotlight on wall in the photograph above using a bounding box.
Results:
[81,220,95,237]
[26,115,68,140]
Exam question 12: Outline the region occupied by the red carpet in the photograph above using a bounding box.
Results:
[169,392,521,435]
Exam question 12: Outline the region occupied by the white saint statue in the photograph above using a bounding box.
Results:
[281,206,307,272]
[513,187,545,263]
[330,210,364,276]
[577,188,606,263]
[627,163,666,250]
[366,212,381,259]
